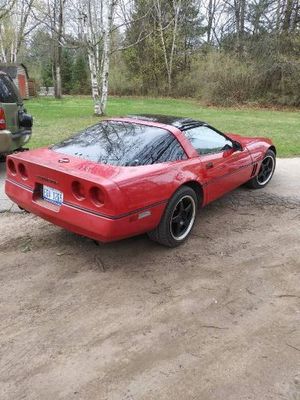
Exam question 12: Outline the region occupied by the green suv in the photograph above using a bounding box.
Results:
[0,71,32,157]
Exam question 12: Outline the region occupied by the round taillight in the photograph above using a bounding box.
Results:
[18,163,28,179]
[71,180,85,200]
[89,186,104,206]
[7,159,16,175]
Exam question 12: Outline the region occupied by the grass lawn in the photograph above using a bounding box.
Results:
[27,96,300,157]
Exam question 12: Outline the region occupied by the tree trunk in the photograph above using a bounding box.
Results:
[81,1,103,115]
[207,0,214,43]
[99,0,116,116]
[0,25,7,62]
[168,0,181,93]
[54,43,62,98]
[88,47,101,115]
[10,35,17,62]
[234,0,245,56]
[16,0,34,57]
[283,0,294,31]
[276,0,282,31]
[157,4,171,92]
[55,64,62,98]
[155,0,181,95]
[240,0,245,34]
[54,0,64,98]
[99,42,110,116]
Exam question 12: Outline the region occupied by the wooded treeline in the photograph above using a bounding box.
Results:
[0,0,299,114]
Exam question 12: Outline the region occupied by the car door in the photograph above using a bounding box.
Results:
[183,125,253,203]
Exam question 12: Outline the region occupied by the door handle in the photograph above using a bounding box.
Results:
[206,162,214,169]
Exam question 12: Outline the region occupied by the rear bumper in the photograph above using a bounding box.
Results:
[0,129,31,153]
[5,179,166,242]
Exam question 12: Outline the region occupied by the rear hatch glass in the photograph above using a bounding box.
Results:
[0,74,19,103]
[0,74,21,133]
[52,120,186,166]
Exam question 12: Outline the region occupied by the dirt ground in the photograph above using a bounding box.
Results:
[0,161,300,400]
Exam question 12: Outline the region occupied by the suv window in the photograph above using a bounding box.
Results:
[52,121,187,166]
[0,74,19,103]
[183,125,232,155]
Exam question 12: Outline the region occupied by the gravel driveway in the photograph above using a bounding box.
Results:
[0,158,299,400]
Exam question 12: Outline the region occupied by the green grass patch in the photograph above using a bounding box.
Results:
[27,96,300,157]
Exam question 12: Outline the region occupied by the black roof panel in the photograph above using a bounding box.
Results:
[127,114,205,130]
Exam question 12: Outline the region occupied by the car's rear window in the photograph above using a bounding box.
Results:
[52,120,187,166]
[0,75,19,103]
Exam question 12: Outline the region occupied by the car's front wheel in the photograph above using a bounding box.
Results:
[148,186,198,247]
[247,149,276,189]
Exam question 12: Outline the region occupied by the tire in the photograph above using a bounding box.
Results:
[246,149,276,189]
[148,186,198,247]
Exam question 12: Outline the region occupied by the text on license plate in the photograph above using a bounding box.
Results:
[42,185,63,206]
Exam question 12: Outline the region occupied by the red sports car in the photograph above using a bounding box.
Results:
[5,115,276,247]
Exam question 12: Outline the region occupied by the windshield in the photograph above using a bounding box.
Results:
[52,120,187,166]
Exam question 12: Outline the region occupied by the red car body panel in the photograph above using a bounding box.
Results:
[5,117,274,242]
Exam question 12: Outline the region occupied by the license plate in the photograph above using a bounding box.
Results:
[42,185,63,206]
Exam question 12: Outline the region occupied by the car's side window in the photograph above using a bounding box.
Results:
[153,137,187,164]
[183,125,233,155]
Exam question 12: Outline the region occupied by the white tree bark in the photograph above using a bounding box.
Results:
[81,1,101,115]
[77,0,157,115]
[0,25,7,62]
[80,0,116,115]
[89,49,101,115]
[55,64,62,97]
[99,0,116,116]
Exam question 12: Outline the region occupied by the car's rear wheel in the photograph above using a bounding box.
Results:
[148,186,198,247]
[246,149,276,189]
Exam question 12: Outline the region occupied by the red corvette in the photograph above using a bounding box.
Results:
[5,115,276,247]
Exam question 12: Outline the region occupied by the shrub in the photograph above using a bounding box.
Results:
[175,52,258,105]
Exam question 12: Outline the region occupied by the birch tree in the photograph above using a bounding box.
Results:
[99,0,116,115]
[155,0,181,94]
[80,0,116,115]
[0,0,36,63]
[80,0,102,113]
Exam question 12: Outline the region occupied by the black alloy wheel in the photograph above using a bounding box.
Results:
[148,186,198,247]
[247,149,276,189]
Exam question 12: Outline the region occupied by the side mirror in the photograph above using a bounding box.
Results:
[232,140,243,152]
